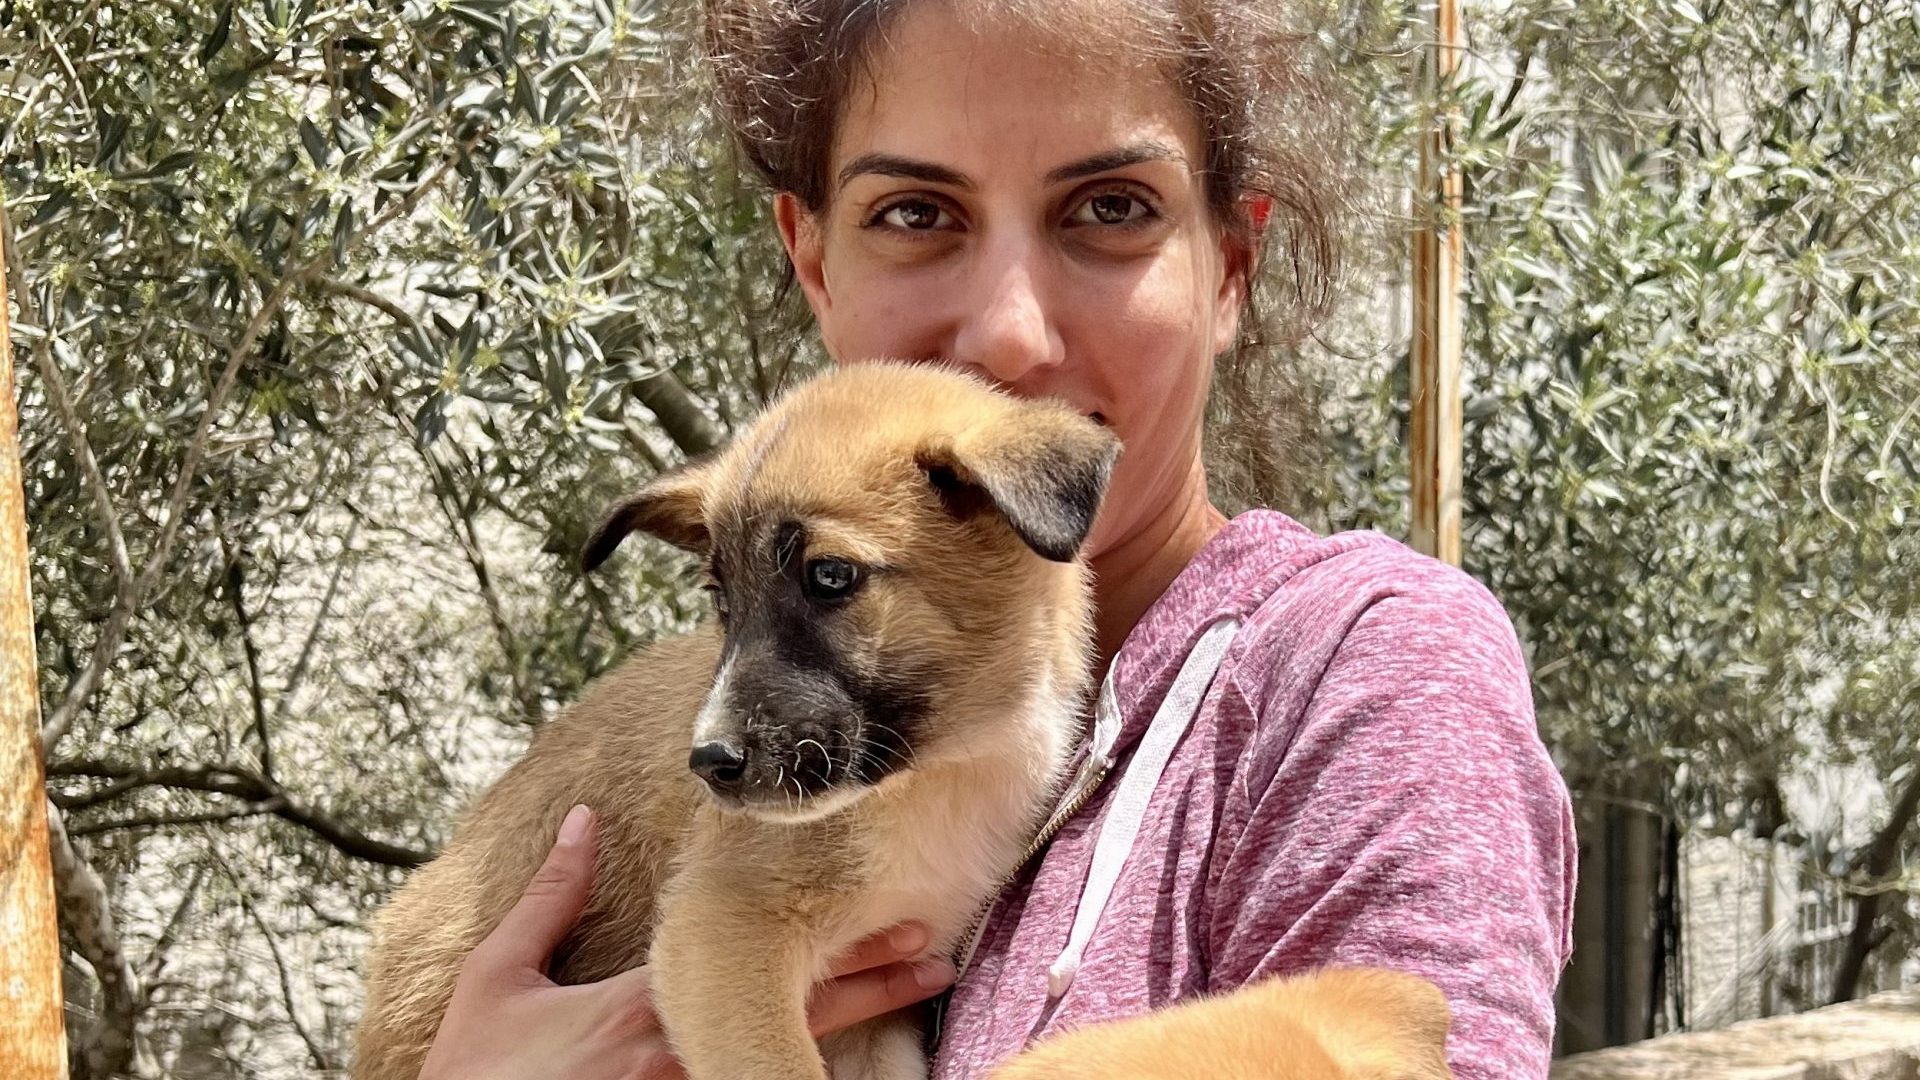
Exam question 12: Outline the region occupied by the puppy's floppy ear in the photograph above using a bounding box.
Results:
[918,401,1121,562]
[581,460,713,571]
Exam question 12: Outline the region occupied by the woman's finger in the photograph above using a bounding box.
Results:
[578,929,951,1057]
[466,804,598,978]
[825,923,931,978]
[807,958,955,1038]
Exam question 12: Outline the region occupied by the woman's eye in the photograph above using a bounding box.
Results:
[703,582,729,620]
[875,199,951,231]
[1071,192,1154,226]
[805,558,862,601]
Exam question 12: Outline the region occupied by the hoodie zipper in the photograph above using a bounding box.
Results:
[927,620,1241,1058]
[924,671,1125,1055]
[949,666,1127,976]
[947,750,1114,979]
[1014,760,1112,878]
[924,754,1112,1056]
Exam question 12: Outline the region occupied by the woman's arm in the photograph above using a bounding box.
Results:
[1204,566,1577,1080]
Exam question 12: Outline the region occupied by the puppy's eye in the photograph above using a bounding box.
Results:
[804,558,862,602]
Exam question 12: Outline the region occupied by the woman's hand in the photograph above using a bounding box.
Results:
[419,805,957,1080]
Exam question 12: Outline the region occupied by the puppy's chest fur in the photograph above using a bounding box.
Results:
[839,685,1079,958]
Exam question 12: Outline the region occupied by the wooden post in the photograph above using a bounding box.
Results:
[0,204,68,1074]
[1410,0,1465,566]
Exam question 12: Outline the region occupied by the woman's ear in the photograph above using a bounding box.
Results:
[1211,195,1266,356]
[775,192,832,316]
[1212,232,1249,357]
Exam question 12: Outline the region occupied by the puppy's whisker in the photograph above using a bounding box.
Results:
[774,750,804,802]
[870,726,917,771]
[830,728,856,784]
[795,737,831,783]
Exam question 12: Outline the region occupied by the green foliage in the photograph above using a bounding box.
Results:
[1454,0,1918,818]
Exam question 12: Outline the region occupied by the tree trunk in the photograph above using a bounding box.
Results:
[1829,760,1920,1003]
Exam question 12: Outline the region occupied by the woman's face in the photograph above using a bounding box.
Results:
[776,4,1248,560]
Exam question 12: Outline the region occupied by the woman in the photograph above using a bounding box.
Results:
[417,1,1576,1077]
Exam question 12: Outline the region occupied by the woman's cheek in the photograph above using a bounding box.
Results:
[1083,259,1210,370]
[827,283,927,363]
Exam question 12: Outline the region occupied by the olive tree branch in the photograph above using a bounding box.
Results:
[49,760,430,868]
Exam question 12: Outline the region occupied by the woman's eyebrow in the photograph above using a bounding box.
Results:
[1044,142,1186,184]
[836,142,1189,192]
[837,153,973,190]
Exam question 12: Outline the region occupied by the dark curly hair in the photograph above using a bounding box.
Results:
[702,0,1360,512]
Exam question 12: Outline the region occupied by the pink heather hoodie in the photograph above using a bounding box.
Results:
[929,510,1577,1080]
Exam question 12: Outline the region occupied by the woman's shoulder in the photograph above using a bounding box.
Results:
[1195,510,1523,661]
[1192,522,1576,1071]
[1114,510,1535,762]
[1197,511,1537,753]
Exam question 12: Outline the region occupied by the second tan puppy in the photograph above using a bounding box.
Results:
[988,967,1455,1079]
[354,363,1119,1080]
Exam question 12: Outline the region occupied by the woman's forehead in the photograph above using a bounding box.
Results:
[833,4,1203,184]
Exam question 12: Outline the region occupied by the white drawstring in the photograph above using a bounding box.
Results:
[1044,618,1241,1000]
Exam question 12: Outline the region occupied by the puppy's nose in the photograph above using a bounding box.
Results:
[689,741,748,793]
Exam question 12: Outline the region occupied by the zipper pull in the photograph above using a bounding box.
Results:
[1061,673,1123,803]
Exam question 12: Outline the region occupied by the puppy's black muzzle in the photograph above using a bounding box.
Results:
[687,639,929,811]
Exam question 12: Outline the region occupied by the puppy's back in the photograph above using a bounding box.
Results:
[354,630,720,1079]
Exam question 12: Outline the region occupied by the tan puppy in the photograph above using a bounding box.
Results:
[353,363,1119,1080]
[989,968,1455,1080]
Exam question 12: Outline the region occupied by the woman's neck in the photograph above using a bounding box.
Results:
[1089,464,1227,671]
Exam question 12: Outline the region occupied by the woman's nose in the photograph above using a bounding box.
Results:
[946,242,1066,384]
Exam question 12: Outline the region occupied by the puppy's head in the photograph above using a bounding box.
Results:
[584,363,1118,821]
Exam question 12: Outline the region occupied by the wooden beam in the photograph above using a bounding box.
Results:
[0,200,68,1075]
[1410,0,1465,566]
